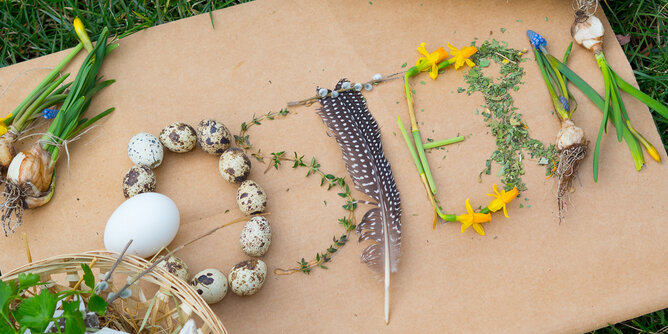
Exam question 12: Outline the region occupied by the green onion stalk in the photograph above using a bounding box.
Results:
[527,30,588,222]
[0,44,84,171]
[568,2,666,181]
[2,26,116,235]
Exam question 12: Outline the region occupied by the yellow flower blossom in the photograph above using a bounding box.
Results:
[74,17,93,52]
[447,43,478,70]
[456,198,492,236]
[487,184,519,218]
[0,113,12,136]
[416,43,449,80]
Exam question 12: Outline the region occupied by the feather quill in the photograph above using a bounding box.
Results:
[317,79,402,324]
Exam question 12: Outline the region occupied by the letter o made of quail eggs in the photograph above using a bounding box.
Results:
[196,119,232,155]
[236,180,267,215]
[128,132,163,168]
[156,255,190,281]
[219,148,251,183]
[122,165,156,199]
[191,269,228,304]
[228,259,267,296]
[159,122,197,153]
[240,216,271,257]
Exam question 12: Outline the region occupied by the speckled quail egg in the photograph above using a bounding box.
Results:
[219,148,251,183]
[240,216,271,256]
[196,119,232,155]
[236,180,267,215]
[156,255,190,281]
[159,122,197,153]
[190,269,228,304]
[122,165,156,198]
[128,133,163,168]
[228,259,267,296]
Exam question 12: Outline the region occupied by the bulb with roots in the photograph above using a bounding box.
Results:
[2,144,55,235]
[554,120,588,222]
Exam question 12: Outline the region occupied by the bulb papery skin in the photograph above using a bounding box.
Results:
[556,120,586,151]
[0,133,17,171]
[6,145,54,197]
[571,14,604,53]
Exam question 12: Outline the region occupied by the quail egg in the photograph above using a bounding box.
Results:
[156,255,190,281]
[159,122,197,153]
[128,133,163,168]
[196,119,232,155]
[219,148,251,183]
[236,180,267,215]
[122,165,156,199]
[240,216,271,257]
[190,269,228,304]
[228,259,267,296]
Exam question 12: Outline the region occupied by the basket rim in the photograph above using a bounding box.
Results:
[0,250,227,334]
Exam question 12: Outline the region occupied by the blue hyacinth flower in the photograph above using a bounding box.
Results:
[526,30,547,49]
[42,108,59,119]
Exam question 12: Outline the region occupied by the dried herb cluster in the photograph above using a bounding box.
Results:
[236,111,359,275]
[463,39,557,191]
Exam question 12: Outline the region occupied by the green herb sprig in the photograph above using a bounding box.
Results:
[236,110,358,275]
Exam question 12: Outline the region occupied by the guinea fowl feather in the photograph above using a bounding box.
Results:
[317,79,402,323]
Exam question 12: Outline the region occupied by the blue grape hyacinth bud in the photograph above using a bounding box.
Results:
[42,108,59,119]
[559,96,570,112]
[526,30,547,49]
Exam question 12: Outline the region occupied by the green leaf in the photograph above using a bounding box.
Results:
[80,264,95,290]
[13,288,57,332]
[62,300,85,334]
[0,281,16,330]
[87,295,107,316]
[612,69,668,120]
[17,273,41,292]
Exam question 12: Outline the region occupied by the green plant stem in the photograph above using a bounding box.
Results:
[8,43,83,123]
[15,73,70,130]
[397,116,424,174]
[423,136,465,149]
[548,53,644,177]
[534,48,569,120]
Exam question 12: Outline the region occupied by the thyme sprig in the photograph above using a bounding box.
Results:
[236,111,359,275]
[464,39,557,192]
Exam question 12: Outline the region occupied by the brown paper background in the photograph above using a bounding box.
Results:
[1,0,667,333]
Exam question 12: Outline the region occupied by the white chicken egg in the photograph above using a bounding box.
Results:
[191,269,228,304]
[128,133,164,168]
[104,193,180,258]
[239,216,271,257]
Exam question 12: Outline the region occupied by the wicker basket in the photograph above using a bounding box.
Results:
[0,250,227,334]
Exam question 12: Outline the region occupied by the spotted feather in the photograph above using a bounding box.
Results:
[317,79,401,323]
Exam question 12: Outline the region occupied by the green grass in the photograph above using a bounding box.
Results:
[1,0,667,332]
